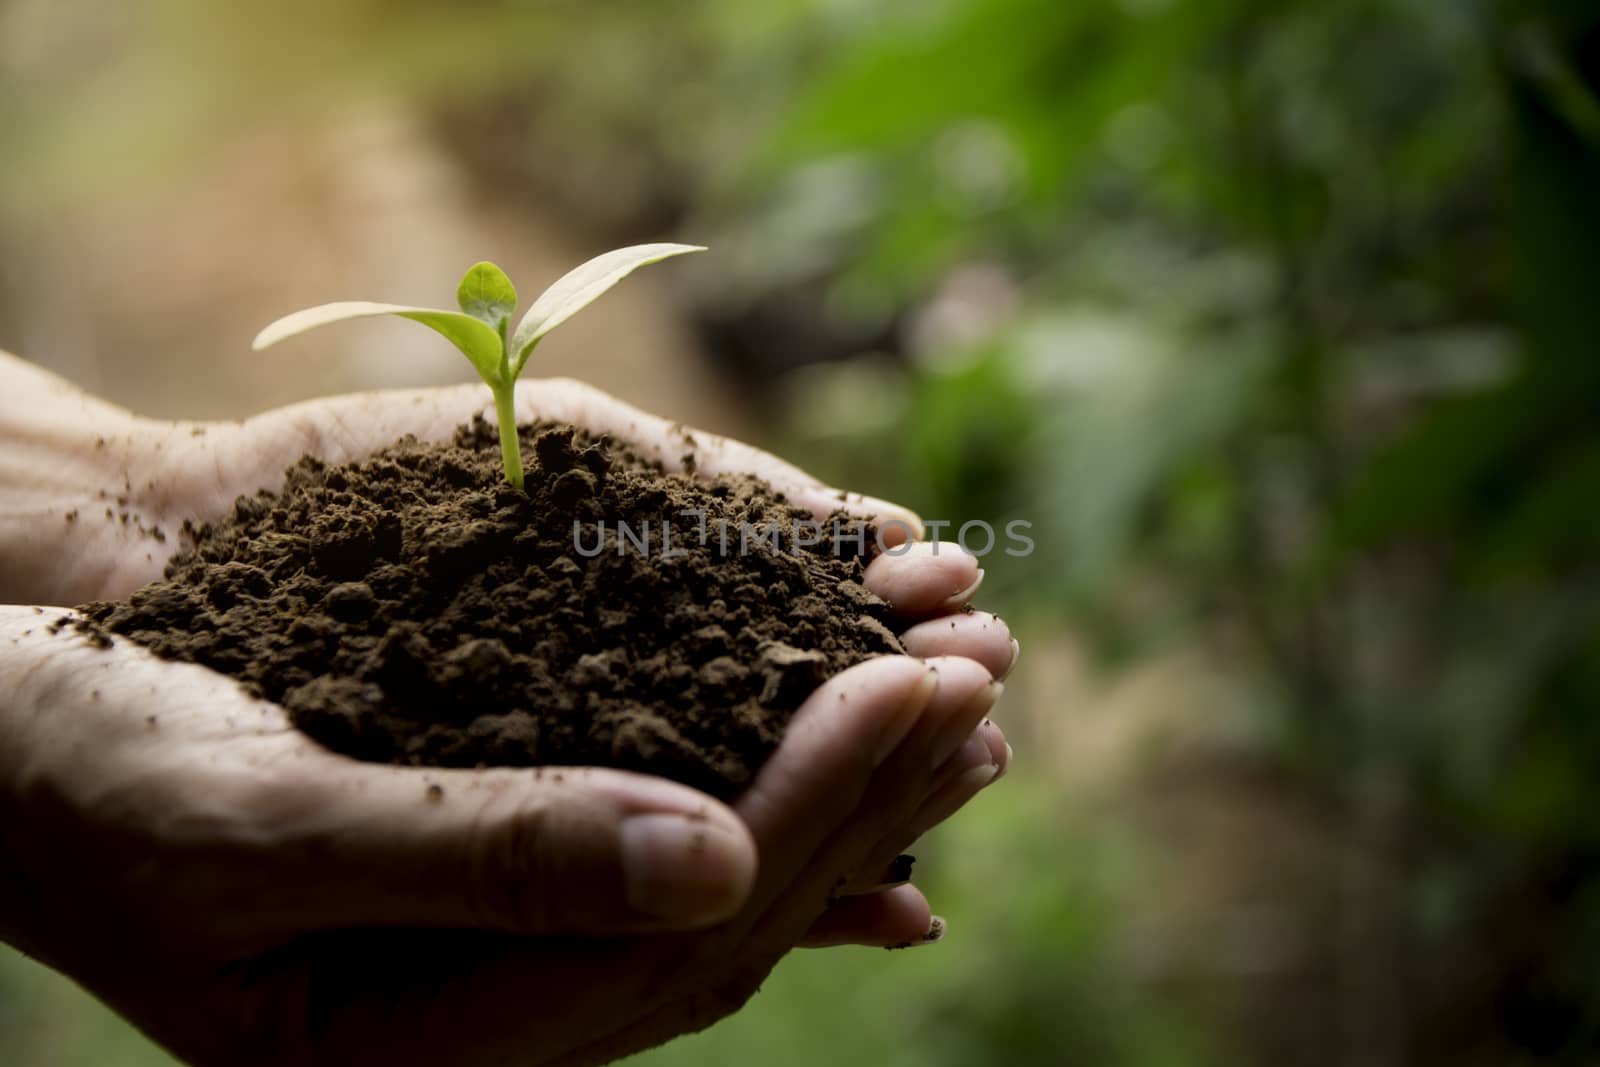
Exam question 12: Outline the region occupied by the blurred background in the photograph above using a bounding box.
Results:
[2,0,1598,1063]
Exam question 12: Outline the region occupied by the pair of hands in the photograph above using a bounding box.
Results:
[0,353,1015,1066]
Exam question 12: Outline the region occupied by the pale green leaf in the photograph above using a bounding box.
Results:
[252,302,505,385]
[509,243,706,375]
[456,261,518,332]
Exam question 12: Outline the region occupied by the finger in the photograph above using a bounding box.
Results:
[908,746,1004,839]
[735,656,995,947]
[2,615,748,945]
[731,655,940,916]
[311,660,948,1064]
[836,719,1009,896]
[537,661,991,1066]
[800,884,934,948]
[521,657,994,1067]
[899,611,1016,679]
[863,542,983,617]
[732,655,994,918]
[258,751,756,936]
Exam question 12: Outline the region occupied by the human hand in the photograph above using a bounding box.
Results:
[0,355,1016,1064]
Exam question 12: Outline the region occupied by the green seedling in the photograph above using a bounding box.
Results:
[253,243,706,490]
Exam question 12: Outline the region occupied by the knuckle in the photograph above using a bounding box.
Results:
[467,792,556,932]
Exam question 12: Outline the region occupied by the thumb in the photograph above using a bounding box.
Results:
[260,753,757,936]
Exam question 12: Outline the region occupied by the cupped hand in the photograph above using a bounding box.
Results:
[0,356,1016,1065]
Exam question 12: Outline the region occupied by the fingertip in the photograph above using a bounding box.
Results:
[938,568,985,612]
[898,611,1015,678]
[801,883,933,948]
[783,654,941,770]
[916,655,1000,772]
[863,542,982,617]
[1002,637,1021,681]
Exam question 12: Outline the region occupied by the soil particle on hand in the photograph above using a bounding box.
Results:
[77,417,901,798]
[886,915,946,950]
[884,853,915,885]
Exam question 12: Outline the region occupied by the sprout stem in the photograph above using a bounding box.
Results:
[492,385,525,491]
[252,247,705,493]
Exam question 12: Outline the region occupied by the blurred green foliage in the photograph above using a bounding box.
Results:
[750,0,1600,1062]
[3,0,1599,1063]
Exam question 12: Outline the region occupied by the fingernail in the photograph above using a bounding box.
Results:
[888,915,947,949]
[621,813,750,925]
[1000,638,1020,681]
[931,681,1003,769]
[938,568,985,611]
[996,742,1015,781]
[952,761,1002,795]
[874,667,940,764]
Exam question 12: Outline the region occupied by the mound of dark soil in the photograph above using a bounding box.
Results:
[77,418,902,798]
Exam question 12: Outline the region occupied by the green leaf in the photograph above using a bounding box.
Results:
[252,302,506,385]
[456,261,518,332]
[509,243,705,375]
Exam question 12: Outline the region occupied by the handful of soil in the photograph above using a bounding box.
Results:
[77,418,903,798]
